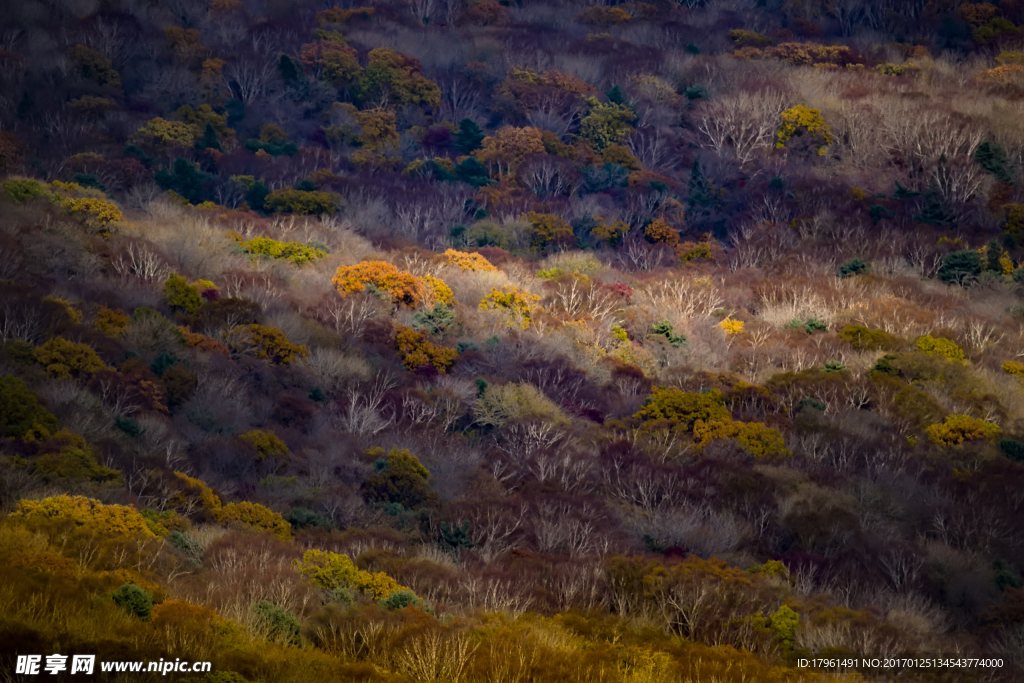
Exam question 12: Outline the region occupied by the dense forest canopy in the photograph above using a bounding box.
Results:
[2,0,1024,680]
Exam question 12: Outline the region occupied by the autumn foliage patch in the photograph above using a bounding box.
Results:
[4,1,1024,679]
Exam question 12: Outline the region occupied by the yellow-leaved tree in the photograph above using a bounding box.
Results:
[915,335,967,363]
[63,197,124,234]
[526,211,574,250]
[926,415,1001,445]
[237,429,291,467]
[216,501,292,540]
[776,104,833,156]
[634,387,731,431]
[13,495,156,538]
[421,274,456,306]
[473,382,570,428]
[479,286,542,329]
[35,337,109,380]
[719,319,744,335]
[394,325,458,372]
[293,548,409,600]
[168,472,222,517]
[222,324,308,364]
[692,418,791,458]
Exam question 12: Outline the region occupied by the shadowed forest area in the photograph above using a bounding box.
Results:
[2,0,1024,680]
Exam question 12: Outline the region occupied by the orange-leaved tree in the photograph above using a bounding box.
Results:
[443,248,498,272]
[333,260,423,305]
[644,218,680,246]
[475,126,545,176]
[977,64,1024,89]
[178,326,230,354]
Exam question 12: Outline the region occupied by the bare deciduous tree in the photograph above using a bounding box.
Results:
[436,73,482,123]
[407,0,437,24]
[879,546,923,591]
[399,631,477,683]
[694,90,786,166]
[336,372,398,436]
[627,128,677,171]
[0,300,47,343]
[111,242,170,282]
[224,56,277,105]
[518,155,579,197]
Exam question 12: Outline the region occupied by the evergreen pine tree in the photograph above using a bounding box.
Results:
[195,122,220,151]
[278,54,302,86]
[914,187,956,226]
[975,141,1014,184]
[986,238,1002,273]
[687,159,719,219]
[454,119,483,154]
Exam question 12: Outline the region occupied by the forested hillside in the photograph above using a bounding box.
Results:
[2,0,1024,680]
